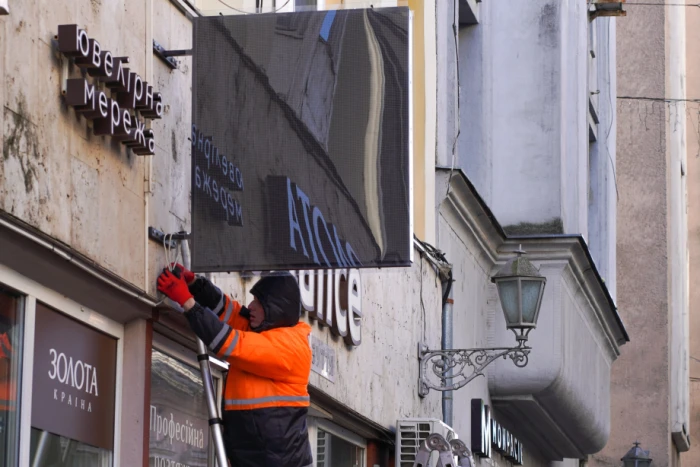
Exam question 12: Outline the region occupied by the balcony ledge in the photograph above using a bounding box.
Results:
[435,168,628,460]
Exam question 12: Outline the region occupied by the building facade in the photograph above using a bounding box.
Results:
[591,1,691,466]
[456,1,626,465]
[0,1,626,466]
[686,3,700,467]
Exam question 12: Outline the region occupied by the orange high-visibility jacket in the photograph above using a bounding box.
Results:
[213,293,311,411]
[183,273,314,466]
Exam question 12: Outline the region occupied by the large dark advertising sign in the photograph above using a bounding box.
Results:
[32,304,117,450]
[192,7,411,271]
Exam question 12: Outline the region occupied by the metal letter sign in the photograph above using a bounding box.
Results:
[470,399,524,465]
[191,8,412,272]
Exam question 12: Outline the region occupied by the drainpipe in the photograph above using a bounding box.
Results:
[413,237,454,425]
[442,270,454,427]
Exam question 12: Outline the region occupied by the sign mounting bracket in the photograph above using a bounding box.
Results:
[153,39,192,69]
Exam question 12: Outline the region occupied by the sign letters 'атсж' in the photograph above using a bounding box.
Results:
[57,24,163,155]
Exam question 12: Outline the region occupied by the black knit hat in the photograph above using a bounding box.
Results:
[249,272,301,332]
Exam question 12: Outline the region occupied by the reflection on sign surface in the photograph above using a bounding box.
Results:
[192,7,411,271]
[149,350,211,467]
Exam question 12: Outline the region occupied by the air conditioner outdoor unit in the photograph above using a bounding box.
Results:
[395,418,458,467]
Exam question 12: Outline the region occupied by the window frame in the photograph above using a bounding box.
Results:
[312,417,367,467]
[151,332,227,465]
[0,264,124,467]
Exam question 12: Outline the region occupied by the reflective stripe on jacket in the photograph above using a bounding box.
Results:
[184,279,312,411]
[216,295,311,411]
[188,292,312,411]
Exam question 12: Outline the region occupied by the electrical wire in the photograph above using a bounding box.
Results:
[604,19,619,200]
[446,0,462,199]
[625,2,700,7]
[619,96,700,103]
[218,0,292,14]
[163,233,183,272]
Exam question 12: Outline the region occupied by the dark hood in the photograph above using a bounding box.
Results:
[248,272,301,332]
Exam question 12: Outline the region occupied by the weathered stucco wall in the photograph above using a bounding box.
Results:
[686,4,700,467]
[592,0,673,465]
[0,0,192,297]
[459,0,589,235]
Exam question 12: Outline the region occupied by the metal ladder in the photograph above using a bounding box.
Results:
[179,236,228,467]
[412,433,475,467]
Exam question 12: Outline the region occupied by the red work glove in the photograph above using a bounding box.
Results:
[169,263,196,285]
[157,269,193,306]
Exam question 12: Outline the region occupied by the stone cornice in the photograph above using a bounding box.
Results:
[436,167,628,349]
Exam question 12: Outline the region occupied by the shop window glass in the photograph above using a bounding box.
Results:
[316,428,365,467]
[0,290,23,467]
[29,429,112,466]
[149,348,216,467]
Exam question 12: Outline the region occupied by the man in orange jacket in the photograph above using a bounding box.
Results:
[157,266,314,467]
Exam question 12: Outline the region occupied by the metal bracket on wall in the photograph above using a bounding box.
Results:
[152,39,192,70]
[417,341,530,397]
[148,227,191,249]
[589,0,626,20]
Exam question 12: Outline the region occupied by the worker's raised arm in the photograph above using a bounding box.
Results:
[170,263,249,331]
[157,269,250,349]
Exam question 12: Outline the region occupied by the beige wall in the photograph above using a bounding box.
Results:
[591,1,675,465]
[686,4,700,467]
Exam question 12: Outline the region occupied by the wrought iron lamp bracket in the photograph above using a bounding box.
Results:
[418,341,531,397]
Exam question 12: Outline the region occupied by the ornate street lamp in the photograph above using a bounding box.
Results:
[418,247,546,397]
[491,247,547,344]
[621,442,652,467]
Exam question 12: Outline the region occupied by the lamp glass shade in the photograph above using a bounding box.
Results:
[521,280,545,323]
[496,279,520,325]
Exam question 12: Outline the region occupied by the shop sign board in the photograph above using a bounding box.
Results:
[191,8,412,272]
[31,304,117,450]
[56,24,164,155]
[471,399,524,465]
[309,335,336,382]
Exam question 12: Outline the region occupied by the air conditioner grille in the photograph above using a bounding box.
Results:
[316,429,327,466]
[398,422,432,467]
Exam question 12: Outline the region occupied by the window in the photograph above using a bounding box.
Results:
[29,303,117,466]
[0,267,124,466]
[0,290,23,467]
[312,419,366,467]
[29,430,112,467]
[149,336,225,467]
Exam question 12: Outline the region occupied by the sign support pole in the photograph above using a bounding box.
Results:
[179,237,229,467]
